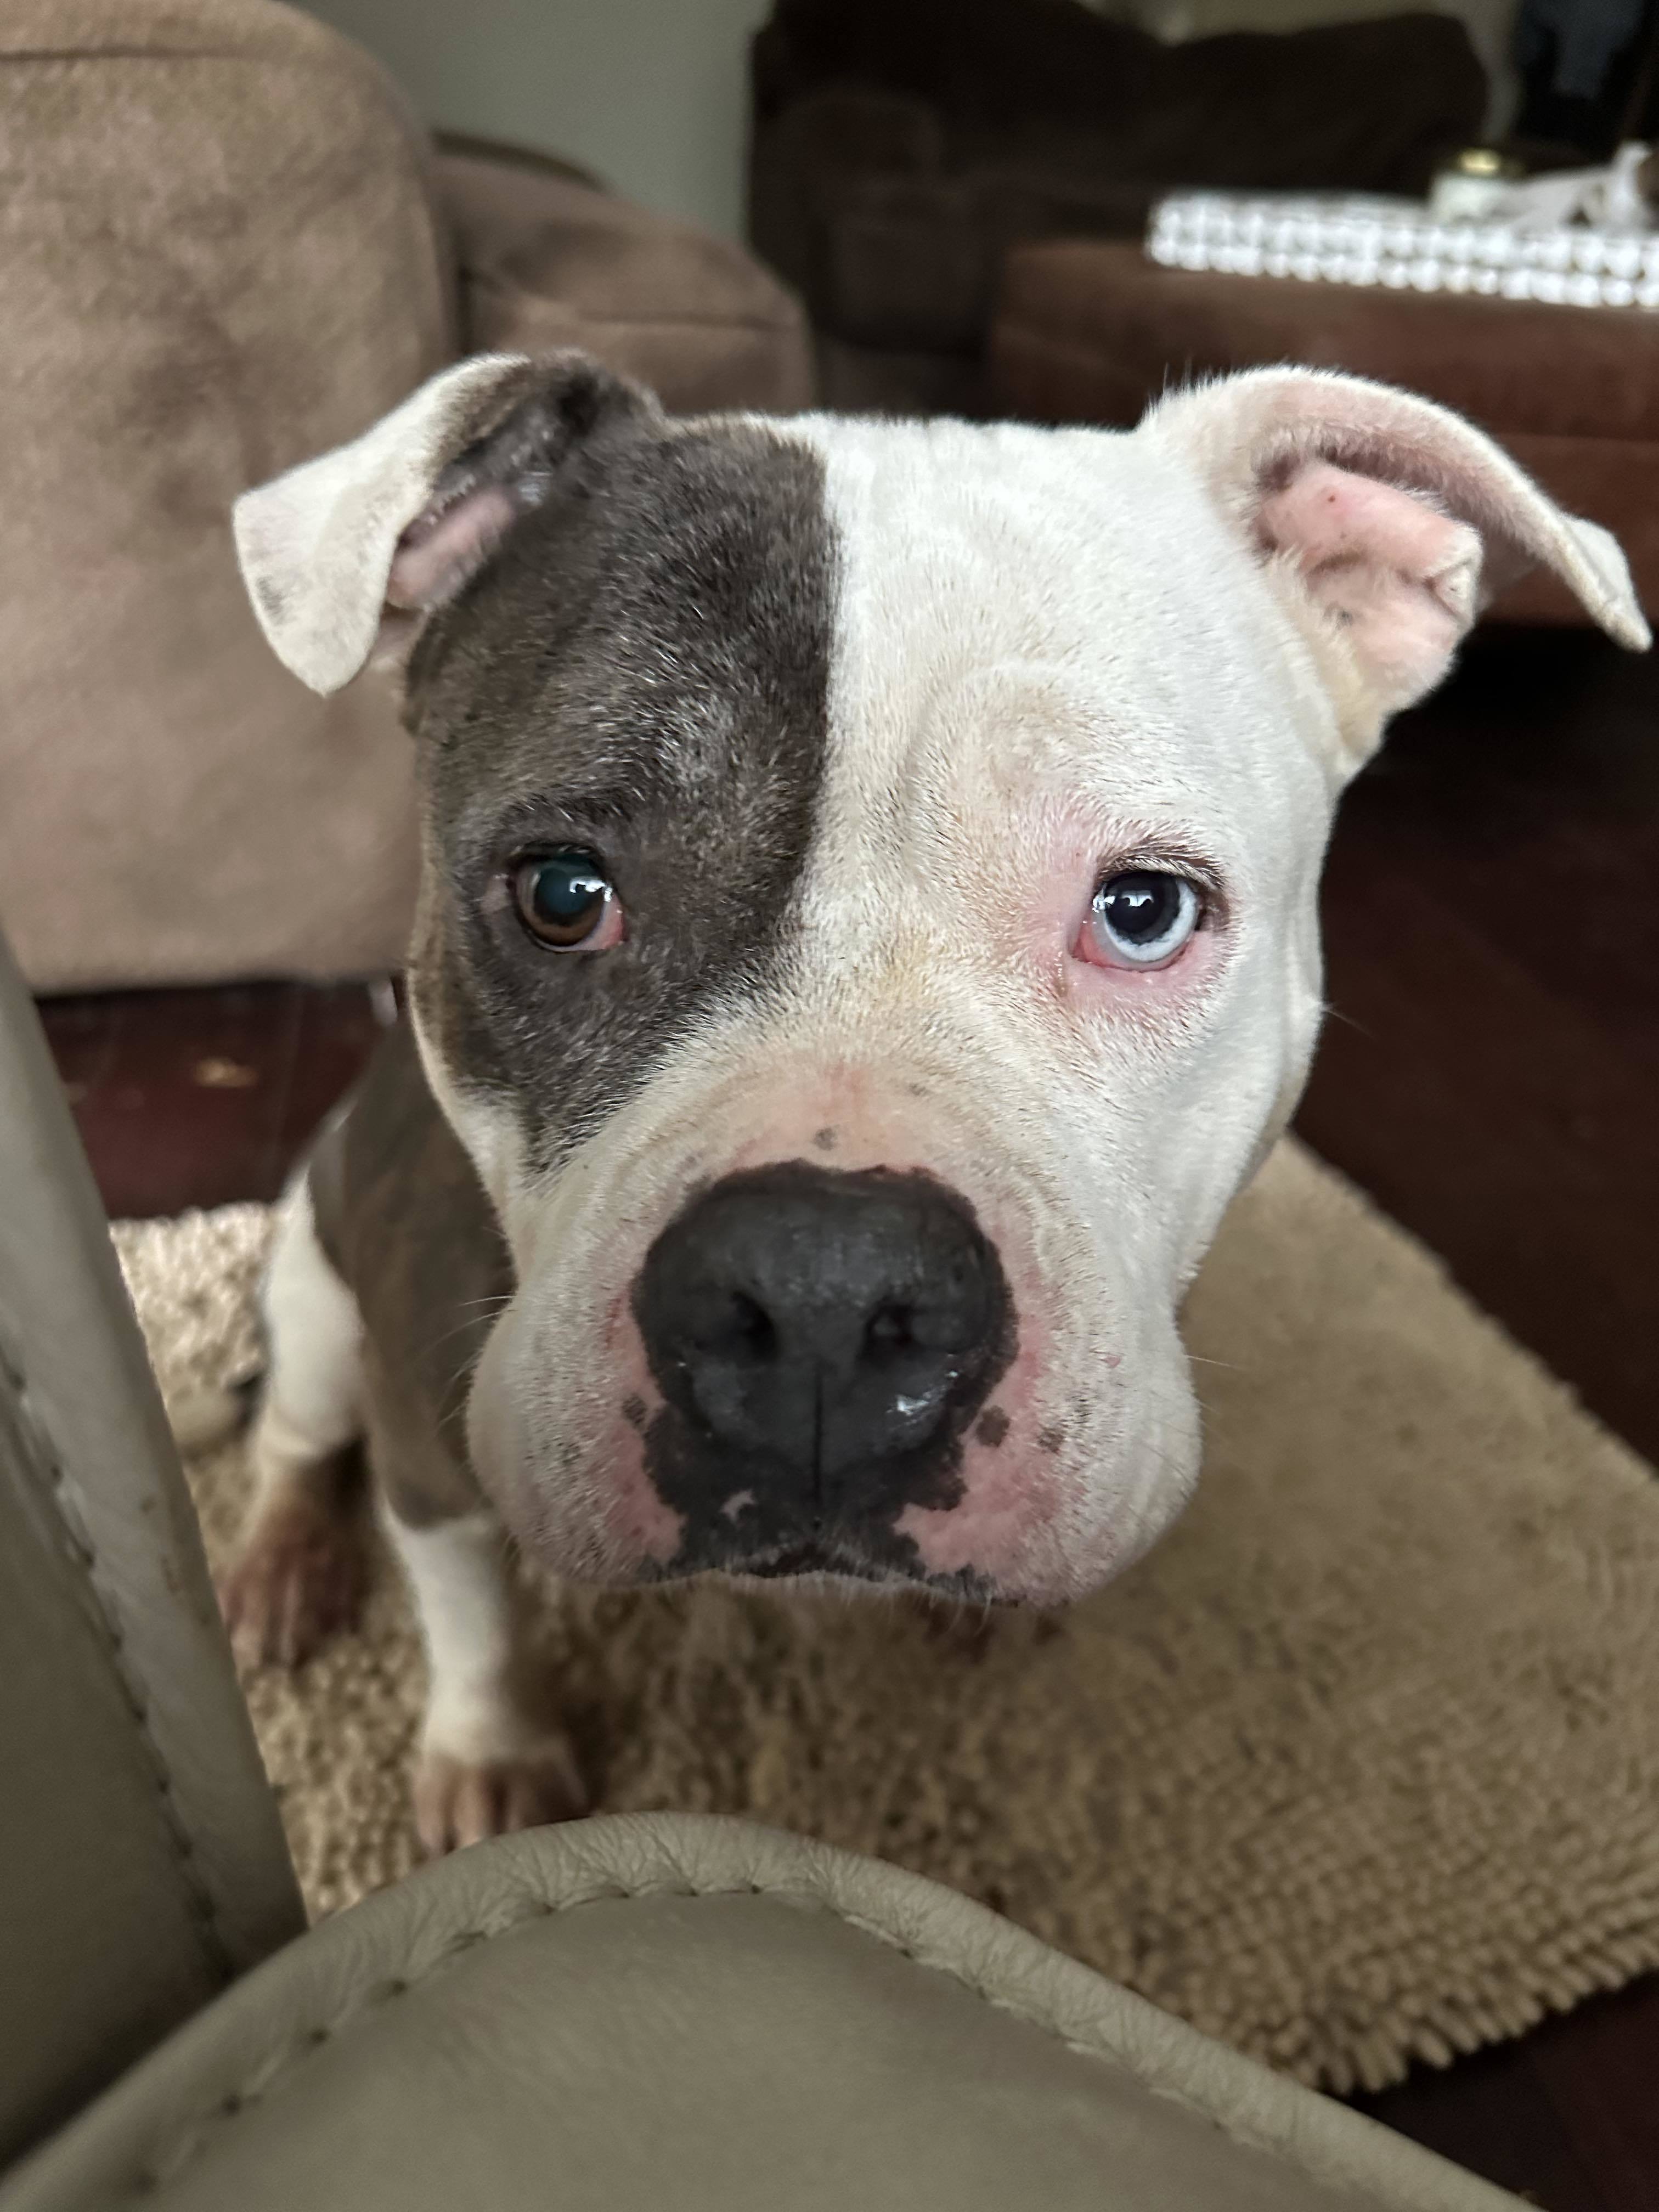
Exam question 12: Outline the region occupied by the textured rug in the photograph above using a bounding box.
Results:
[114,1139,1659,2097]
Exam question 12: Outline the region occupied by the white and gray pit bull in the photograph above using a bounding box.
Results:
[222,352,1647,1853]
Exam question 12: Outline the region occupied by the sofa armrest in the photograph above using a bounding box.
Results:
[437,149,815,415]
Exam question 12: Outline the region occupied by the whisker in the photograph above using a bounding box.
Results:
[416,1305,514,1361]
[1318,998,1370,1038]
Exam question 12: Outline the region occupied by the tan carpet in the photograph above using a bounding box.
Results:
[114,1139,1659,2097]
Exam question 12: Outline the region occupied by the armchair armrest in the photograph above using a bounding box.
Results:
[437,148,815,414]
[4,1814,1524,2212]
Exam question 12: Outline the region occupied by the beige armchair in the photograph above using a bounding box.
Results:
[0,0,812,998]
[0,917,1530,2209]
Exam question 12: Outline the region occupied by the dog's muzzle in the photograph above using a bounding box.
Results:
[630,1160,1014,1578]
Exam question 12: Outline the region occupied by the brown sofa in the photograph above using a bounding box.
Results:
[1,0,812,996]
[989,240,1659,628]
[748,0,1486,415]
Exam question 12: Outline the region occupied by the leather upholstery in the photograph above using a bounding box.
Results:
[0,933,304,2169]
[2,1814,1525,2212]
[990,239,1659,626]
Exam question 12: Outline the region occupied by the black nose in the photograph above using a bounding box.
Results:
[633,1163,1011,1523]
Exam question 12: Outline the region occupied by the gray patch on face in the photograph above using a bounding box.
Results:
[403,373,837,1171]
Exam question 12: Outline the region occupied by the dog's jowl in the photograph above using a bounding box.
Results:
[223,349,1648,1852]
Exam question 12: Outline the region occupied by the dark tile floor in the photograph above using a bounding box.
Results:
[33,626,1659,2210]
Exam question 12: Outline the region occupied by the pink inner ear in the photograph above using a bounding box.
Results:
[1258,460,1483,708]
[386,482,521,612]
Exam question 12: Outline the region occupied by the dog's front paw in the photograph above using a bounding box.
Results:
[413,1731,588,1857]
[217,1489,369,1669]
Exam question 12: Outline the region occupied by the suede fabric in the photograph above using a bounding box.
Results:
[3,2,814,994]
[0,0,449,994]
[989,241,1659,626]
[441,150,814,416]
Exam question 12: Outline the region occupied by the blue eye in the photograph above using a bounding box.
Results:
[1088,871,1201,969]
[511,848,620,950]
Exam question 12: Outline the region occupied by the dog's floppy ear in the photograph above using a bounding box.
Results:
[1146,368,1647,770]
[233,351,658,695]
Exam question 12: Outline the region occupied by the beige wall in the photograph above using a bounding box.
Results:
[300,0,772,239]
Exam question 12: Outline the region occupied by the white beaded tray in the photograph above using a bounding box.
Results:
[1147,191,1659,310]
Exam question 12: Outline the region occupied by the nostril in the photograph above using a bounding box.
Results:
[864,1302,916,1359]
[698,1290,776,1362]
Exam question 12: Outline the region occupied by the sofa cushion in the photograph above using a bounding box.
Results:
[0,0,453,992]
[440,150,814,415]
[990,240,1659,624]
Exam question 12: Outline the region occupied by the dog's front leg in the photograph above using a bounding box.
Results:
[384,1506,586,1854]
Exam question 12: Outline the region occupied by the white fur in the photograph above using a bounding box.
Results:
[382,1507,546,1764]
[233,354,536,694]
[248,1168,364,1506]
[1144,368,1647,766]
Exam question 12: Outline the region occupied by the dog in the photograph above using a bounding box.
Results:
[221,352,1646,1853]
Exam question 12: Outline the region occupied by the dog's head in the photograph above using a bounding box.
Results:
[236,354,1645,1603]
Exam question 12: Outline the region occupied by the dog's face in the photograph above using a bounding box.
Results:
[236,356,1644,1604]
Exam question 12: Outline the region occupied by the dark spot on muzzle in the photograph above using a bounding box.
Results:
[630,1160,1014,1580]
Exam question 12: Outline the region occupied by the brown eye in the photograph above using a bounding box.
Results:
[511,848,623,951]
